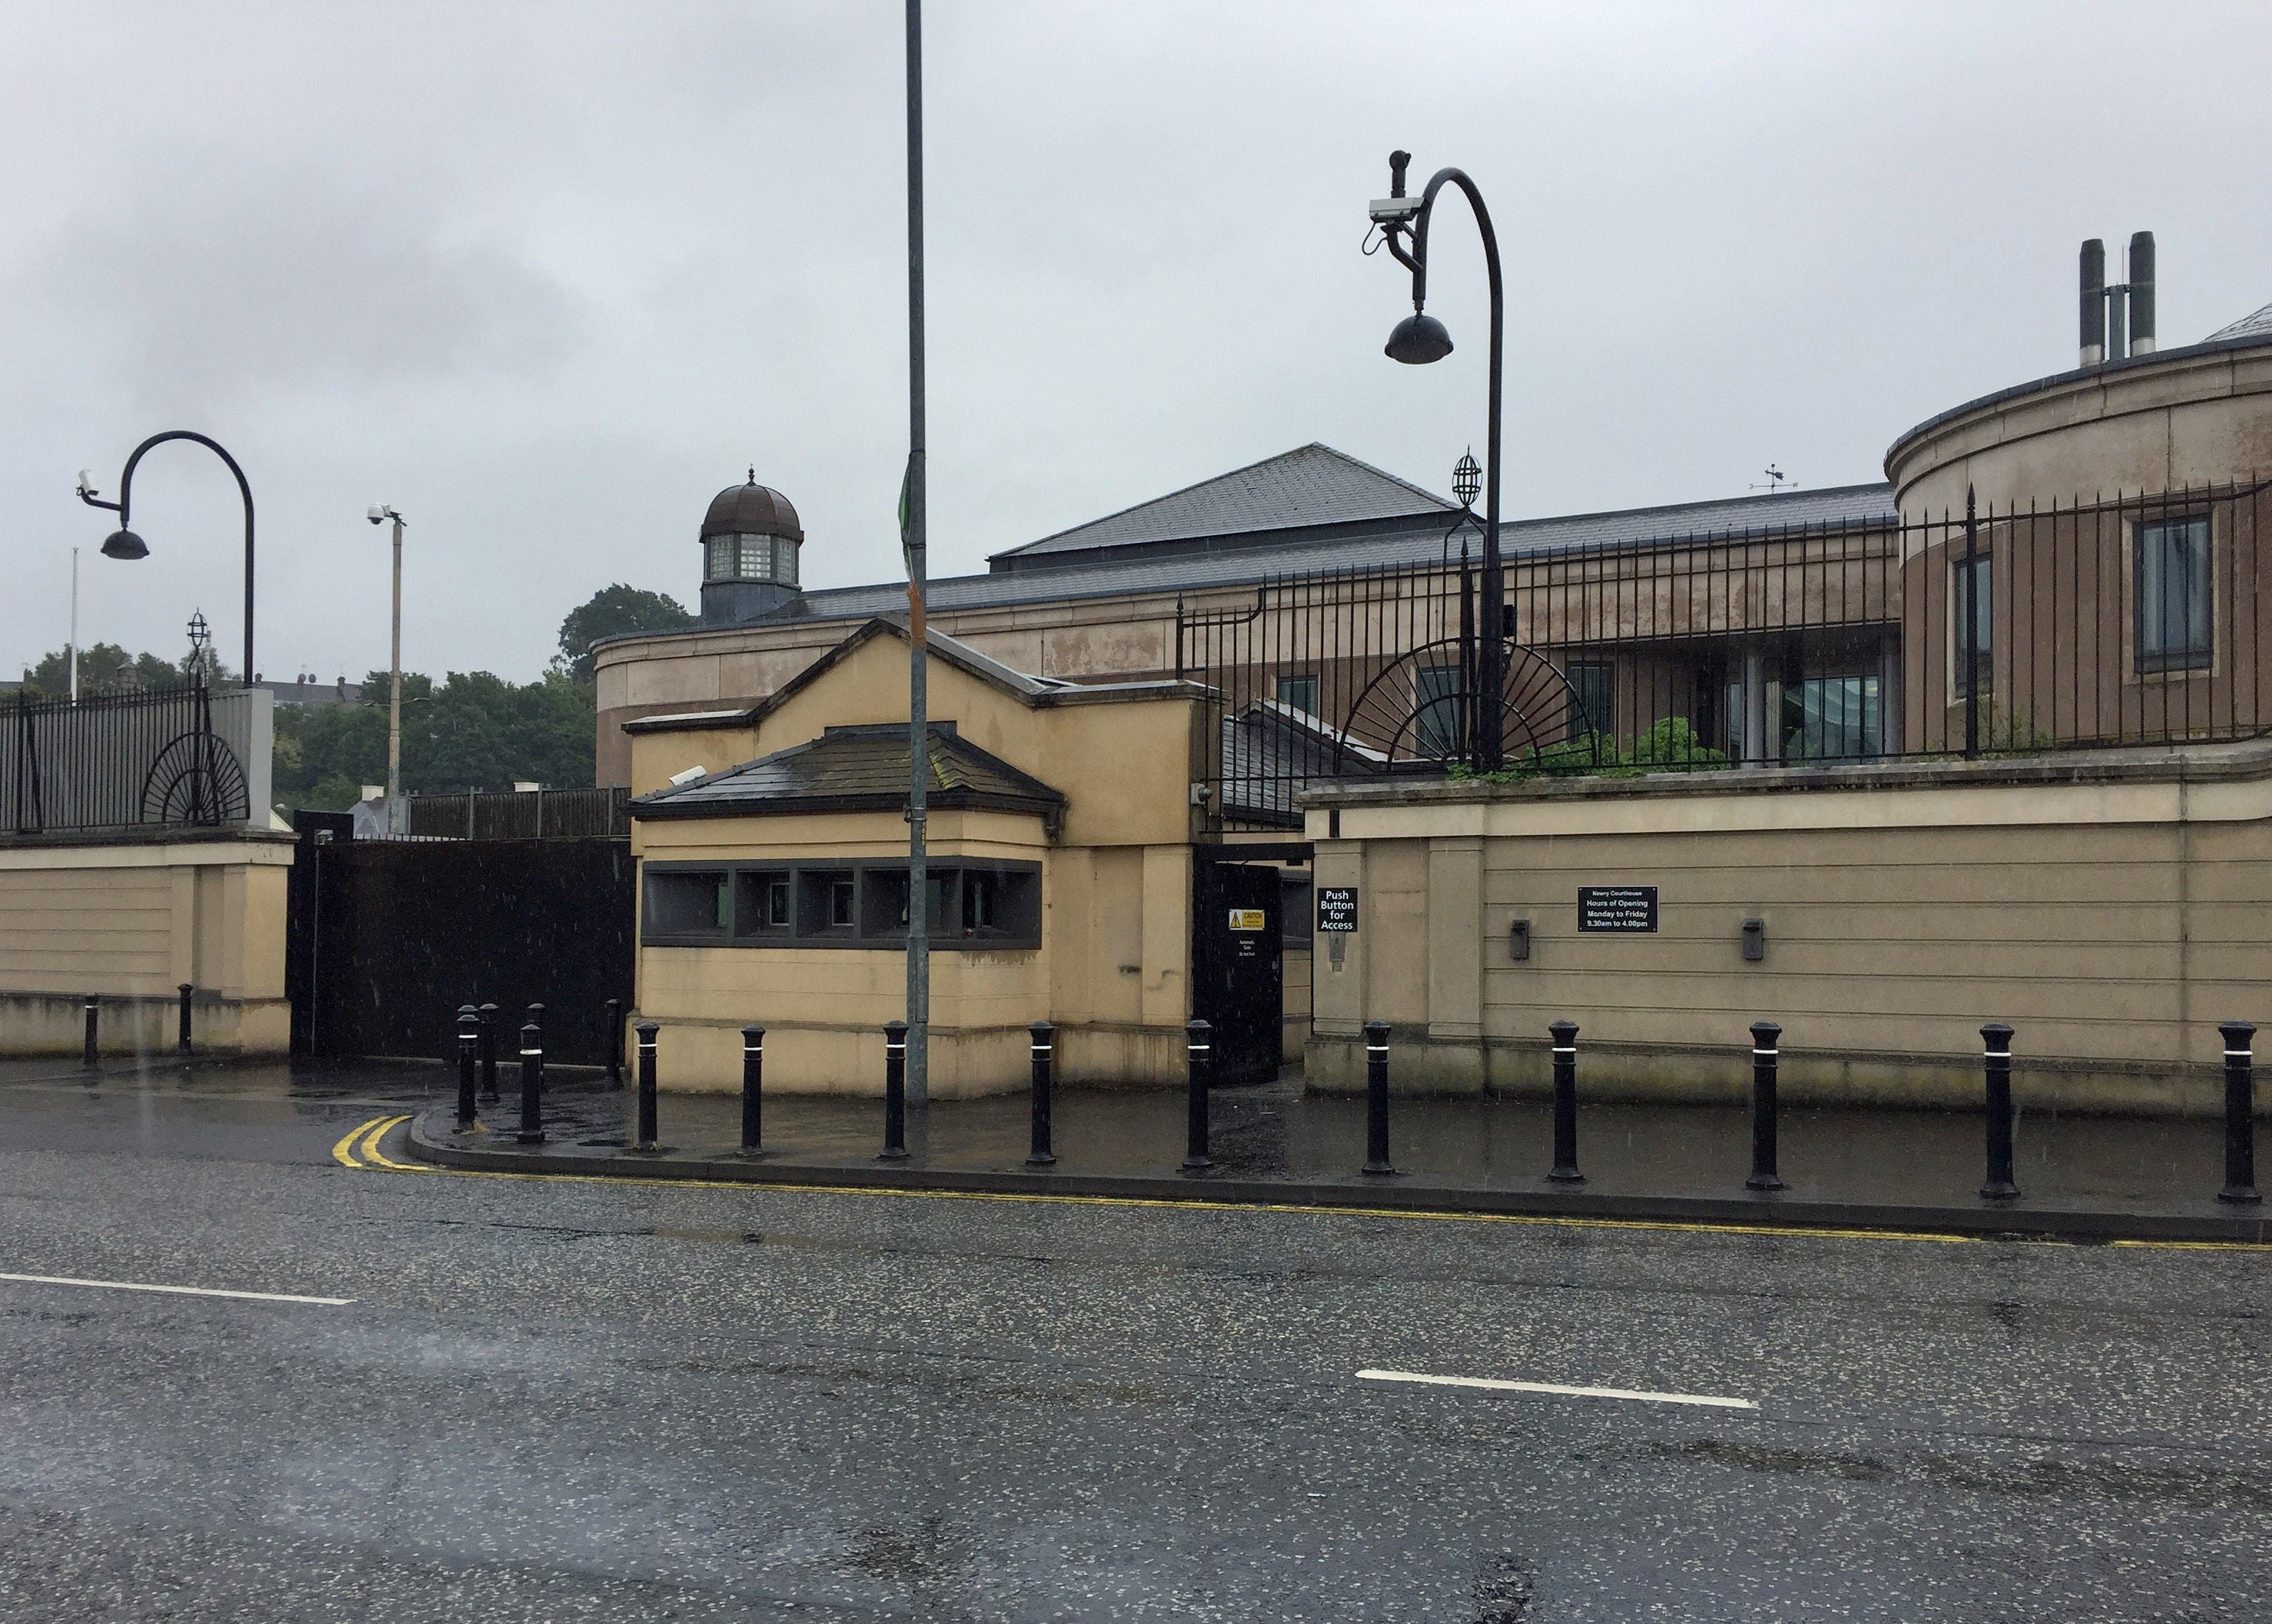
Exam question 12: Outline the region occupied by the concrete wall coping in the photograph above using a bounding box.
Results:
[1297,737,2272,812]
[0,827,297,863]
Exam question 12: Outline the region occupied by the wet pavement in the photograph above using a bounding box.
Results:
[445,1065,2262,1227]
[3,1058,2271,1619]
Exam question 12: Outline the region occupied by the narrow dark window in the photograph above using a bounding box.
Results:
[1953,554,1992,696]
[2136,516,2212,673]
[1566,661,1614,741]
[1275,673,1320,716]
[1415,664,1462,757]
[645,869,728,939]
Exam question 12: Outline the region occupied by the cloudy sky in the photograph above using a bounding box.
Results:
[4,1,2267,685]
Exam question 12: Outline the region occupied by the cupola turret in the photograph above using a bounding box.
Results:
[699,469,804,625]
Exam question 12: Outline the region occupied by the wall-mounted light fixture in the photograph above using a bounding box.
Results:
[1742,918,1766,962]
[1509,917,1531,961]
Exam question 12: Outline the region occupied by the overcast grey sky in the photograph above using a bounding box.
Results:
[5,1,2267,685]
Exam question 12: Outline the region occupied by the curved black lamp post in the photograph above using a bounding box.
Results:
[77,431,255,687]
[1370,150,1506,769]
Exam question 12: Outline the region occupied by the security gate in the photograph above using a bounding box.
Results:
[287,827,635,1066]
[1191,858,1284,1087]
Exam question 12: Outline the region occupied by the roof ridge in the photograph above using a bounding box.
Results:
[991,443,1453,561]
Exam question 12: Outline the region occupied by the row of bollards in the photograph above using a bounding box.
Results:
[484,1012,2263,1209]
[78,984,201,1068]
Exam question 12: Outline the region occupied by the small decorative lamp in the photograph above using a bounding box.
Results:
[1452,449,1481,511]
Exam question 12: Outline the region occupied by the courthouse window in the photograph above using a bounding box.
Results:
[2135,516,2212,673]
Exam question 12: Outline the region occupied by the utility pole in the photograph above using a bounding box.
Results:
[367,506,407,832]
[68,547,79,703]
[903,0,930,1106]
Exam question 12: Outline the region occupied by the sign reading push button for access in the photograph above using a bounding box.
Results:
[1316,888,1359,933]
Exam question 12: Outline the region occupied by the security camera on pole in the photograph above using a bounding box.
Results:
[366,505,406,834]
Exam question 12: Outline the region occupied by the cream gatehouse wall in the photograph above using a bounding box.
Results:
[0,831,294,1056]
[626,620,1213,1095]
[1305,745,2272,1115]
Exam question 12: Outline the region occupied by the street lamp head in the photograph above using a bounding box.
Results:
[100,528,148,561]
[1385,310,1453,365]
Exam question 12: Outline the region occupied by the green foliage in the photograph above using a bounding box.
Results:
[270,667,595,813]
[17,643,191,699]
[1443,717,1730,785]
[555,584,693,680]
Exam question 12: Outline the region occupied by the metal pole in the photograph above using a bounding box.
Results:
[1362,1019,1393,1175]
[2219,1019,2260,1205]
[517,1015,545,1145]
[177,982,194,1056]
[604,997,623,1089]
[1026,1020,1056,1167]
[1962,485,1980,760]
[82,994,97,1068]
[741,1024,765,1157]
[83,433,256,687]
[454,1004,479,1131]
[1548,1019,1583,1183]
[632,1021,660,1153]
[68,547,79,704]
[1747,1020,1784,1191]
[1980,1022,2018,1200]
[389,513,404,831]
[882,1020,910,1161]
[479,1002,499,1102]
[903,0,930,1110]
[1181,1018,1213,1170]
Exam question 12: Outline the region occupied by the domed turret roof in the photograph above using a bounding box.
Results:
[702,471,803,541]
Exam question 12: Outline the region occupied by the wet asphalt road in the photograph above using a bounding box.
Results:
[1,1062,2269,1621]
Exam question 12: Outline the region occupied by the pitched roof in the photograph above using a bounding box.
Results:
[631,723,1065,820]
[2205,300,2272,343]
[722,482,1897,631]
[990,443,1455,564]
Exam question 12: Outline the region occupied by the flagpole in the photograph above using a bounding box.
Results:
[903,0,930,1108]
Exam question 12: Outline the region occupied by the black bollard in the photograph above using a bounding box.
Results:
[177,982,194,1056]
[1362,1019,1394,1175]
[2219,1019,2261,1205]
[605,998,624,1090]
[1027,1020,1057,1167]
[1746,1021,1785,1192]
[517,1016,545,1145]
[82,994,98,1068]
[630,1021,661,1152]
[1181,1018,1213,1171]
[526,1004,547,1092]
[454,1004,481,1131]
[740,1024,766,1157]
[1980,1022,2018,1200]
[478,1002,500,1102]
[880,1021,910,1161]
[1549,1019,1584,1184]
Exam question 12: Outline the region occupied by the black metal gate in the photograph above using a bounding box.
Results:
[1191,858,1284,1087]
[287,829,635,1066]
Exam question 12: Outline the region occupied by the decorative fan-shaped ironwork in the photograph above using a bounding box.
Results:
[141,731,248,826]
[1336,637,1603,770]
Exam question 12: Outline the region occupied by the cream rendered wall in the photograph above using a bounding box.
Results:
[1307,752,2272,1115]
[0,834,293,1055]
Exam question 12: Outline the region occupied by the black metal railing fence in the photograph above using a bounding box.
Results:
[0,681,257,836]
[401,785,630,840]
[1177,479,2272,829]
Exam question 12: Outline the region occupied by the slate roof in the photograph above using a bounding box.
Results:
[719,482,1896,633]
[990,444,1456,564]
[632,723,1065,821]
[2205,300,2272,343]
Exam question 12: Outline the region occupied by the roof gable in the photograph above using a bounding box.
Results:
[990,443,1454,564]
[632,722,1065,823]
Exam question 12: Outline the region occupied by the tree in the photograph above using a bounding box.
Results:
[17,643,189,699]
[555,585,693,680]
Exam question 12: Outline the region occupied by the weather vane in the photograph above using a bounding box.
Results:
[1750,465,1798,494]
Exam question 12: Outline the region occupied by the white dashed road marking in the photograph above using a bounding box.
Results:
[0,1272,354,1306]
[1357,1367,1755,1409]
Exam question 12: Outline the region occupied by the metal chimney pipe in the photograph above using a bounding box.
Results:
[2128,230,2156,355]
[2080,238,2106,366]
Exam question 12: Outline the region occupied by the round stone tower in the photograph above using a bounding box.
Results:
[698,471,804,625]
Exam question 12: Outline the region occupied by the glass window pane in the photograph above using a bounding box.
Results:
[737,535,773,582]
[1567,662,1614,741]
[646,869,727,936]
[2137,517,2212,672]
[1415,664,1462,757]
[775,536,799,587]
[1275,674,1320,716]
[1783,675,1879,761]
[1953,556,1991,695]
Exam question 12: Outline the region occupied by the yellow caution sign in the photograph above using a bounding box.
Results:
[1229,909,1266,931]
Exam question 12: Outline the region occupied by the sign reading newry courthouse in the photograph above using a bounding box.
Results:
[1578,886,1658,933]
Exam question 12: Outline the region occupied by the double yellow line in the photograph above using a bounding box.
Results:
[331,1116,429,1173]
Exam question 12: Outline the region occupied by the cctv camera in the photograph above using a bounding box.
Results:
[77,470,94,495]
[1367,195,1423,225]
[367,505,386,524]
